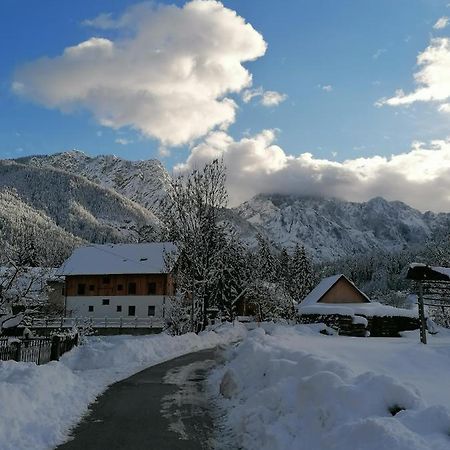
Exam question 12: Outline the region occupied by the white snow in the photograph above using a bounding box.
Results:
[211,324,450,450]
[56,242,177,276]
[0,322,246,450]
[298,301,418,318]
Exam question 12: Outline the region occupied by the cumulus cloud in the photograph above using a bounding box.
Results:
[433,16,449,30]
[377,38,450,109]
[242,87,287,106]
[176,129,450,212]
[12,1,267,146]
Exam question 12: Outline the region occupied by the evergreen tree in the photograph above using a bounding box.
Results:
[290,244,314,302]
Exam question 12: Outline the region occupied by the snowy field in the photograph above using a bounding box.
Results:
[0,323,246,450]
[211,324,450,450]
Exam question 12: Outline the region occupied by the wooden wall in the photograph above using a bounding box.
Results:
[320,278,369,304]
[66,274,174,296]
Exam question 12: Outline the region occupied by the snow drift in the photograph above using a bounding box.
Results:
[0,323,246,450]
[211,324,450,450]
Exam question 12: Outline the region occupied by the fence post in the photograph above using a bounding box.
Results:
[104,317,107,328]
[50,335,61,361]
[11,341,21,362]
[418,282,427,344]
[119,317,123,334]
[135,317,138,329]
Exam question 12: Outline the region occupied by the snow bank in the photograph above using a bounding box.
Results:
[0,322,246,450]
[211,325,450,450]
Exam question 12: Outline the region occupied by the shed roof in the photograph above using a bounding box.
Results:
[406,263,450,281]
[56,242,177,276]
[300,274,370,306]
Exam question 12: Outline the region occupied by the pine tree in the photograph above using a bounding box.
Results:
[290,244,314,302]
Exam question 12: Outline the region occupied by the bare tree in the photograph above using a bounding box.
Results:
[163,159,229,332]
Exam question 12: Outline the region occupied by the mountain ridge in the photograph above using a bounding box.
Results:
[4,151,450,264]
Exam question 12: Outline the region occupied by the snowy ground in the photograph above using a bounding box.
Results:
[0,323,246,450]
[210,324,450,450]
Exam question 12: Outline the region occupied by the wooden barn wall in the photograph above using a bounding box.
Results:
[66,274,174,296]
[320,279,368,304]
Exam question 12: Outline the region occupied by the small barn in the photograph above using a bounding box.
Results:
[297,274,419,337]
[301,274,370,306]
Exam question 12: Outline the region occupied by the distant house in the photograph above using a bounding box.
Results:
[301,274,370,306]
[297,274,419,337]
[56,242,177,319]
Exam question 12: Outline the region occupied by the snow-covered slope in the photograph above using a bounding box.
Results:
[19,150,171,216]
[8,152,450,263]
[0,160,159,247]
[0,189,84,266]
[233,194,450,261]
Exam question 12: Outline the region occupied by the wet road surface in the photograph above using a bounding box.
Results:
[56,347,222,450]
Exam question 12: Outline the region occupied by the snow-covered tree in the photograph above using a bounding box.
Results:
[162,159,229,332]
[290,244,314,302]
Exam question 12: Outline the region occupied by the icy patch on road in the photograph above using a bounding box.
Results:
[161,358,216,442]
[0,322,246,450]
[210,324,450,450]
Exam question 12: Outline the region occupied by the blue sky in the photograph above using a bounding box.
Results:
[1,0,450,187]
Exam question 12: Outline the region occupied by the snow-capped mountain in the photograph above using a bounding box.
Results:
[5,151,450,264]
[233,194,450,261]
[18,150,171,216]
[0,160,159,248]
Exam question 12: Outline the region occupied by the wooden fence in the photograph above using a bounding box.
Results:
[0,333,78,365]
[29,317,164,330]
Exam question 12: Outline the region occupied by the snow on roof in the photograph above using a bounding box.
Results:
[297,302,418,318]
[407,263,450,281]
[300,274,370,306]
[56,242,177,276]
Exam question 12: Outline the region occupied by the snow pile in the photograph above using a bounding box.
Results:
[211,325,450,450]
[0,322,246,450]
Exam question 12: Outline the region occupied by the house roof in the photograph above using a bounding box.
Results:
[56,242,177,276]
[407,263,450,281]
[300,274,370,306]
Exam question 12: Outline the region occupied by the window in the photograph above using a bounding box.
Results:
[89,285,95,291]
[148,305,155,316]
[88,305,94,312]
[117,284,123,291]
[117,305,122,312]
[102,299,110,305]
[102,276,111,284]
[128,305,136,316]
[128,282,137,295]
[147,283,156,295]
[77,284,86,295]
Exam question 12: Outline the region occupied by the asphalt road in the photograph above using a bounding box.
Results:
[56,347,222,450]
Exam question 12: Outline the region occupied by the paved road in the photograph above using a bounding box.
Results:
[56,347,223,450]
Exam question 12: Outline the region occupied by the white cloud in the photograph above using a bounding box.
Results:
[242,87,287,106]
[318,84,333,92]
[115,138,133,145]
[176,129,450,212]
[372,48,387,60]
[12,1,267,146]
[433,16,449,30]
[377,38,450,108]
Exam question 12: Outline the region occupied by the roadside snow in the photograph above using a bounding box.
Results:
[0,323,246,450]
[211,324,450,450]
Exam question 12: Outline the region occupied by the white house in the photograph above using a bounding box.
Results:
[56,242,177,320]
